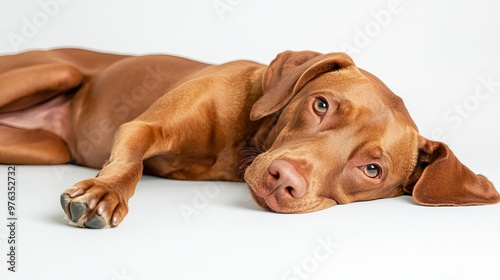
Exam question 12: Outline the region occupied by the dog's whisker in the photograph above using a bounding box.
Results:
[237,140,267,179]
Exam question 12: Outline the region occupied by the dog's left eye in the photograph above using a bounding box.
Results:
[362,164,381,178]
[312,98,328,116]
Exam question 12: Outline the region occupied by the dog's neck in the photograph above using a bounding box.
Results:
[238,110,283,177]
[249,112,282,150]
[237,67,285,176]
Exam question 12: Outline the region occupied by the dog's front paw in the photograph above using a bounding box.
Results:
[60,178,129,229]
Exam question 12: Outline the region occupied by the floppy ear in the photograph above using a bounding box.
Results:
[403,136,500,206]
[249,50,355,121]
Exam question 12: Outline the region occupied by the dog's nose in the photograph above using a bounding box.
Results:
[267,160,307,199]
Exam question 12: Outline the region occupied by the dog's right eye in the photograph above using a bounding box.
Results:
[312,98,328,116]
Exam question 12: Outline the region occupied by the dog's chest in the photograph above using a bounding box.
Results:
[142,151,244,182]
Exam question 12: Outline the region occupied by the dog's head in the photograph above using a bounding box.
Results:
[244,50,500,213]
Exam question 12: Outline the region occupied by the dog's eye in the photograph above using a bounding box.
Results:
[312,98,328,116]
[362,164,380,178]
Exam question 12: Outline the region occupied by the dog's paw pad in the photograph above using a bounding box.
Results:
[69,201,87,222]
[84,214,105,229]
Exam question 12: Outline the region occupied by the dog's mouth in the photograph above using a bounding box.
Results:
[246,183,299,213]
[247,183,335,213]
[247,188,274,212]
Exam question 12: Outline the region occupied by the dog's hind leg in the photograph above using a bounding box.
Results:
[0,125,71,164]
[0,63,83,112]
[0,63,82,164]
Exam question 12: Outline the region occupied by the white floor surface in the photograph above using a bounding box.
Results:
[0,164,499,280]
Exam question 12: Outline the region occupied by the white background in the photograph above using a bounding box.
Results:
[0,0,499,279]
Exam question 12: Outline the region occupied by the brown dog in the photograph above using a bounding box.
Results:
[0,49,498,228]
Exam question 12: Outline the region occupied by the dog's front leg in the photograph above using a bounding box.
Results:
[60,121,163,228]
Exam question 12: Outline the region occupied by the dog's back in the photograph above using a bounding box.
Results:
[0,49,266,168]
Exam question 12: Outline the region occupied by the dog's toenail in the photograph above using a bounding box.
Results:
[60,194,70,211]
[70,188,84,197]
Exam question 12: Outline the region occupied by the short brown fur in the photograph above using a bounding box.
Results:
[0,49,498,228]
